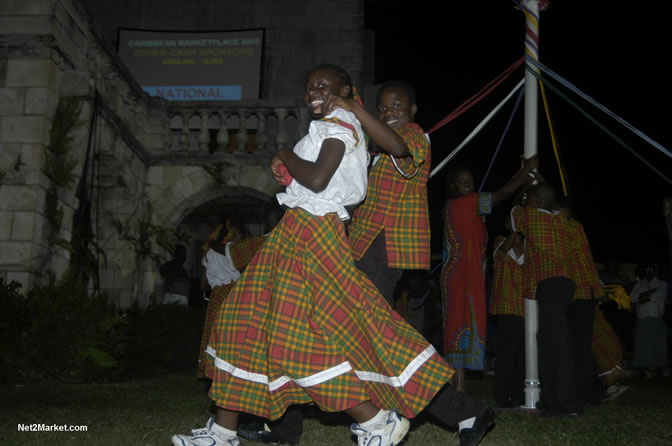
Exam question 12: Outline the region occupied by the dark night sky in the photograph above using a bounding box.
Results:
[365,0,672,266]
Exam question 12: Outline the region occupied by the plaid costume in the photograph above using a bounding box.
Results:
[489,236,525,317]
[592,305,624,387]
[489,235,526,406]
[511,206,582,413]
[510,206,574,299]
[204,209,452,420]
[197,234,267,378]
[441,193,492,370]
[348,123,431,269]
[204,109,452,421]
[568,220,604,301]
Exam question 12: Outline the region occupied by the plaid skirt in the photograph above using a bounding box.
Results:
[197,282,234,378]
[204,208,453,420]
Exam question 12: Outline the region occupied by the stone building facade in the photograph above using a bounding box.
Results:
[0,0,371,308]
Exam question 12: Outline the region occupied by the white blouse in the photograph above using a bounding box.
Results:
[202,242,240,287]
[630,276,668,318]
[276,108,368,220]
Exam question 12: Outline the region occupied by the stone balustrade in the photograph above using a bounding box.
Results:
[156,100,310,159]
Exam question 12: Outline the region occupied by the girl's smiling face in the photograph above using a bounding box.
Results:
[304,68,350,118]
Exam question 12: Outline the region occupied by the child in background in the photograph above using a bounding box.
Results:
[197,212,282,379]
[441,156,537,392]
[556,197,605,406]
[489,224,526,408]
[510,183,583,417]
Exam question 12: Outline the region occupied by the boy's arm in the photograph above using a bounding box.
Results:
[323,97,409,157]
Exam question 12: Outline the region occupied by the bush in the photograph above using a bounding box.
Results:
[0,275,205,385]
[0,273,124,384]
[119,303,204,377]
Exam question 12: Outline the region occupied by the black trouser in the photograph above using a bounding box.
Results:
[536,277,582,414]
[354,231,404,306]
[425,382,489,426]
[267,405,303,444]
[568,298,602,403]
[493,314,525,407]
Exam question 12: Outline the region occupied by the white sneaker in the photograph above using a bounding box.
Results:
[602,385,630,402]
[350,410,410,446]
[171,418,240,446]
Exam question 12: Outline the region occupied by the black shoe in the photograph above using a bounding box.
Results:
[237,422,288,444]
[459,407,496,446]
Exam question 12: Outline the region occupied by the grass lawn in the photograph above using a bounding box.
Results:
[2,372,672,445]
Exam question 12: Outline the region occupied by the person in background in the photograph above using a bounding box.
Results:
[489,225,526,408]
[197,212,281,379]
[556,196,605,406]
[630,263,668,378]
[510,182,583,417]
[160,244,190,306]
[441,155,537,392]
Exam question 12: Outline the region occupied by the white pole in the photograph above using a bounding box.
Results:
[521,0,543,410]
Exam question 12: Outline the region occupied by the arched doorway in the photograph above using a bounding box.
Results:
[166,186,280,307]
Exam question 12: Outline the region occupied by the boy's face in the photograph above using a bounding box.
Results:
[304,68,349,118]
[377,87,417,130]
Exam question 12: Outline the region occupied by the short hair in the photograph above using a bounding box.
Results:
[377,80,417,105]
[311,64,354,98]
[529,183,555,209]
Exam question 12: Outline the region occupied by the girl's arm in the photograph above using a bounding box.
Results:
[272,138,346,193]
[492,155,539,206]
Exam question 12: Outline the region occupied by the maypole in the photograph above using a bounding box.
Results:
[519,0,548,410]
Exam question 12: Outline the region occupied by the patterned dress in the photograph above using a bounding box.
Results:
[441,193,492,371]
[203,109,453,421]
